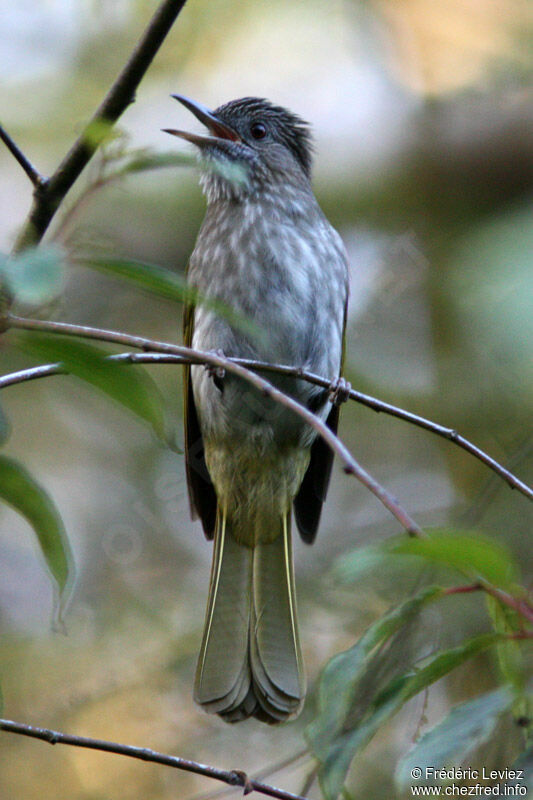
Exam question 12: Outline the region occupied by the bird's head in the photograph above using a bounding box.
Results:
[164,95,313,202]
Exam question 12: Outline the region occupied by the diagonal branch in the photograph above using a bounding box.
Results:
[5,313,424,536]
[0,124,46,187]
[0,719,308,800]
[444,583,533,625]
[232,360,533,501]
[13,0,188,252]
[1,343,532,504]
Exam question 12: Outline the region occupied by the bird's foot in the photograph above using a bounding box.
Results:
[230,770,254,795]
[329,376,351,406]
[205,349,226,392]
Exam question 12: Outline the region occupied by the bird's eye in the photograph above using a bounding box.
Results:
[250,122,267,140]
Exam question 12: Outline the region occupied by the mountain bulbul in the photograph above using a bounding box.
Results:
[165,95,349,723]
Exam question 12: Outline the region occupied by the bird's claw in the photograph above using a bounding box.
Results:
[230,770,253,795]
[205,349,226,391]
[329,376,351,406]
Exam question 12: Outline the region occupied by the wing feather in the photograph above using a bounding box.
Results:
[183,302,217,539]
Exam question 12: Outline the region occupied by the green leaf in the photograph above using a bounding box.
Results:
[117,149,195,174]
[378,632,501,706]
[315,632,501,800]
[17,334,166,440]
[485,594,525,691]
[332,541,420,584]
[79,256,261,341]
[307,586,443,761]
[0,244,66,305]
[396,687,514,789]
[389,529,519,590]
[81,255,194,303]
[0,455,72,614]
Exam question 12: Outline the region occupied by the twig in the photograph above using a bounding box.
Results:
[233,361,533,501]
[444,583,533,625]
[185,749,310,800]
[12,0,188,252]
[0,362,66,388]
[5,313,424,536]
[443,583,482,596]
[483,586,533,625]
[0,719,308,800]
[0,124,46,187]
[299,764,319,798]
[1,347,532,504]
[459,438,533,526]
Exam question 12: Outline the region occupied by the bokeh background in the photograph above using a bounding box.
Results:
[0,1,532,798]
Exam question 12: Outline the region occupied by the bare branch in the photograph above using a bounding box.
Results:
[0,124,46,187]
[184,749,310,800]
[5,313,424,536]
[2,342,532,504]
[0,719,309,800]
[13,0,188,252]
[483,586,533,625]
[0,362,66,388]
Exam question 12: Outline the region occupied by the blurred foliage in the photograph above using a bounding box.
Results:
[308,530,530,798]
[0,454,72,620]
[17,333,167,441]
[0,244,66,305]
[0,0,532,799]
[395,688,515,791]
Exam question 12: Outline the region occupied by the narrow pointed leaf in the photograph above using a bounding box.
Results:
[332,541,420,584]
[396,687,514,789]
[79,256,260,340]
[0,455,72,603]
[485,594,525,691]
[0,244,66,305]
[317,632,501,800]
[388,529,518,590]
[306,585,443,760]
[117,149,194,174]
[17,334,166,439]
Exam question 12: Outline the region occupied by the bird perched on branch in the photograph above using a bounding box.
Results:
[164,95,349,723]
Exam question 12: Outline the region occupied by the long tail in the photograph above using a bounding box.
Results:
[194,510,305,723]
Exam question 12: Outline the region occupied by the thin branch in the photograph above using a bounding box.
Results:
[0,362,66,388]
[0,719,308,800]
[443,583,482,596]
[444,582,533,625]
[458,438,533,526]
[1,346,532,504]
[0,124,46,187]
[299,764,319,798]
[232,360,533,501]
[5,313,424,536]
[483,586,533,626]
[185,750,310,800]
[13,0,188,252]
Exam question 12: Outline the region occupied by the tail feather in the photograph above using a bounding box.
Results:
[194,510,304,723]
[194,513,253,713]
[251,518,304,703]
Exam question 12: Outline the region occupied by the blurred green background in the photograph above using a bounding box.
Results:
[0,1,532,798]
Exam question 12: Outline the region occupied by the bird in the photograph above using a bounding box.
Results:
[164,95,349,724]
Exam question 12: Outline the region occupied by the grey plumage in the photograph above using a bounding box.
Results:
[166,95,349,723]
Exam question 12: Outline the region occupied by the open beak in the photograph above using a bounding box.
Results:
[162,94,241,147]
